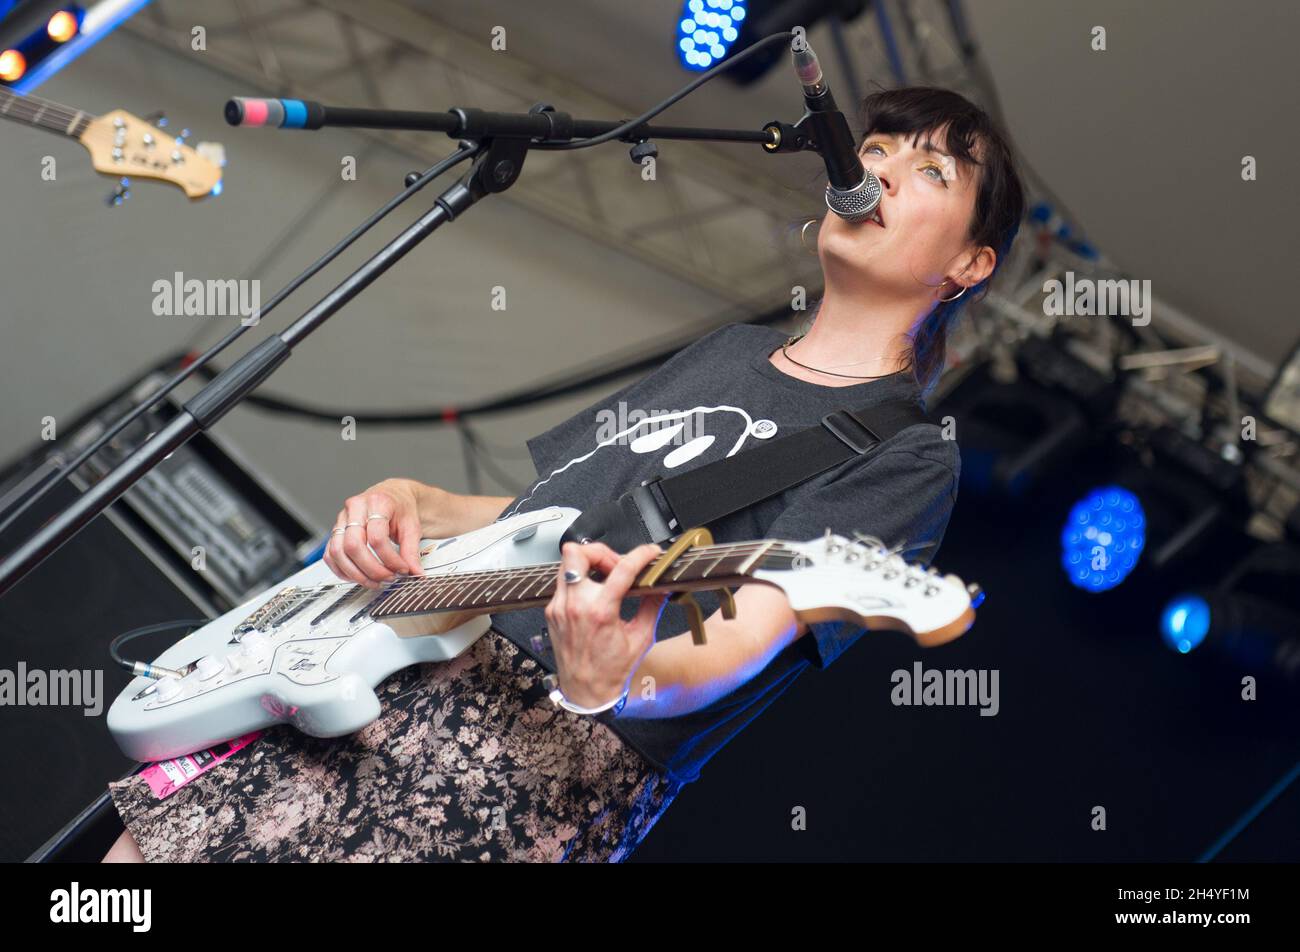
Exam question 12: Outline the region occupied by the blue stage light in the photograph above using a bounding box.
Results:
[1160,594,1211,654]
[676,0,747,72]
[1060,485,1146,592]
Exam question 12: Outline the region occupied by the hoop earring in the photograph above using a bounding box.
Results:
[800,218,820,255]
[937,279,967,304]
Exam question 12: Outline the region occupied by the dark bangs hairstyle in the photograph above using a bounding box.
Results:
[852,86,1026,392]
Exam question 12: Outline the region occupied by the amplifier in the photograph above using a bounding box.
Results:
[0,371,319,862]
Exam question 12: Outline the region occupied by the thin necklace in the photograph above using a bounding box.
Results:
[780,335,904,380]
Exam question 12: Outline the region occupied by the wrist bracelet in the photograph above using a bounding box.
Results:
[543,674,628,717]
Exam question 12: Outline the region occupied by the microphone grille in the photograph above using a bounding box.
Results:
[826,172,883,223]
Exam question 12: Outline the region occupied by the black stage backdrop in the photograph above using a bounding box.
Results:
[631,468,1300,862]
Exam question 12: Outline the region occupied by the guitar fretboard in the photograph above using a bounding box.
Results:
[371,540,783,620]
[0,88,92,138]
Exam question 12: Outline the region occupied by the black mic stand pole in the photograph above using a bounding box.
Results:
[0,135,508,597]
[0,99,818,597]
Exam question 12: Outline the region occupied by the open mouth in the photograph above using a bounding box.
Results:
[866,205,885,228]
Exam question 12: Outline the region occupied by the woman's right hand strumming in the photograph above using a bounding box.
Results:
[323,478,513,588]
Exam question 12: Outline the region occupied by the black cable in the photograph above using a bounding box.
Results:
[0,29,799,535]
[109,618,208,679]
[531,30,796,152]
[458,422,527,495]
[180,298,800,427]
[457,424,481,495]
[0,143,481,541]
[455,426,535,459]
[180,140,386,356]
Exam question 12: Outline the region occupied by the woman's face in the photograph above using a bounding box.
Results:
[817,127,994,300]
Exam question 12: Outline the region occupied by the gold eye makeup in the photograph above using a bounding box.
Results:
[860,139,955,188]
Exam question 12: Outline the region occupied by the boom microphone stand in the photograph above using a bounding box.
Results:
[0,32,829,597]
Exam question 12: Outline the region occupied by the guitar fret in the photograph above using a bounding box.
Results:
[700,552,727,577]
[416,581,444,614]
[415,579,444,613]
[462,576,494,608]
[427,578,456,609]
[0,90,84,136]
[524,572,551,600]
[491,567,538,603]
[371,544,777,620]
[401,579,431,612]
[380,581,411,616]
[737,541,773,574]
[498,570,531,602]
[419,578,446,612]
[428,575,461,609]
[390,578,428,615]
[447,573,485,607]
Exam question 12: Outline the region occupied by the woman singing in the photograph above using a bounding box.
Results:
[103,85,1026,862]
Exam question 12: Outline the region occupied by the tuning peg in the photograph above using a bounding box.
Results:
[966,583,985,608]
[106,177,131,207]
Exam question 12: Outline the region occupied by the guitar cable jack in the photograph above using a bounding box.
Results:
[109,618,208,680]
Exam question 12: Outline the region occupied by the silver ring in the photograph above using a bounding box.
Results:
[331,528,347,537]
[343,521,364,529]
[366,513,388,521]
[562,569,583,585]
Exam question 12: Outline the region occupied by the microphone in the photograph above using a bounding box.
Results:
[792,41,881,223]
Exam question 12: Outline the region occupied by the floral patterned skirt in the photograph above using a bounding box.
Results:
[107,628,681,862]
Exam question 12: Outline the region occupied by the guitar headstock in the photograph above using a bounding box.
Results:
[78,109,224,199]
[753,534,982,647]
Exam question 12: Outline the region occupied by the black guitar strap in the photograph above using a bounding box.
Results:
[560,398,932,552]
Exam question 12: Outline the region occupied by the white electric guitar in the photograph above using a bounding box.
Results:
[107,506,982,763]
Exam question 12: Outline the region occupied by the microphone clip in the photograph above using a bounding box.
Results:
[761,118,813,154]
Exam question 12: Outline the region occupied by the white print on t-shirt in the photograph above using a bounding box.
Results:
[505,404,776,517]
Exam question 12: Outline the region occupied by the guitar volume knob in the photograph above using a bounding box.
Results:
[196,655,224,681]
[154,676,183,701]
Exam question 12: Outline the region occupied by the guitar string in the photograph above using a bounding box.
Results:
[0,90,85,130]
[357,536,917,617]
[278,541,802,606]
[286,534,909,610]
[0,87,84,118]
[0,100,81,124]
[261,541,817,614]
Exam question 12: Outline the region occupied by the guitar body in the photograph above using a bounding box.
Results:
[106,506,579,763]
[108,504,981,764]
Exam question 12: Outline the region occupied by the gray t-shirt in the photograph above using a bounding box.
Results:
[491,323,960,784]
